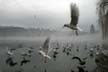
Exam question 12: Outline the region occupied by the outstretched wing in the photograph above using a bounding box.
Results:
[42,37,50,54]
[70,3,79,26]
[77,27,83,31]
[72,56,82,62]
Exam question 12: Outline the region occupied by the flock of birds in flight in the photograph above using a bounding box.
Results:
[1,2,100,72]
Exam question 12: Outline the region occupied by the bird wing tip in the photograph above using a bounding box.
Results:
[77,27,83,31]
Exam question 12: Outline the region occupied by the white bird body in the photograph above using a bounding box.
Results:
[6,47,13,56]
[38,50,51,59]
[77,27,83,32]
[96,51,100,56]
[65,24,83,31]
[38,37,52,62]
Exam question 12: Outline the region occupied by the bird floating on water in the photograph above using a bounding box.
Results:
[6,57,17,67]
[63,3,82,36]
[6,47,14,56]
[38,37,52,63]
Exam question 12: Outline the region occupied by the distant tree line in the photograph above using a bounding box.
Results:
[0,26,54,37]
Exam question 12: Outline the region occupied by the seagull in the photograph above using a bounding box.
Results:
[6,57,17,67]
[72,56,86,65]
[82,57,88,61]
[89,48,94,58]
[8,60,18,67]
[90,48,94,52]
[95,51,100,56]
[6,57,13,64]
[55,42,59,50]
[52,50,59,61]
[20,57,31,66]
[62,47,66,53]
[63,3,82,35]
[53,54,57,61]
[28,47,33,54]
[6,47,14,56]
[38,37,52,63]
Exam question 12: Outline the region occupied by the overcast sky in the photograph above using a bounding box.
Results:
[0,0,98,30]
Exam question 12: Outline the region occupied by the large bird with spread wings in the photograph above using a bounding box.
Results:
[63,3,82,35]
[38,37,52,63]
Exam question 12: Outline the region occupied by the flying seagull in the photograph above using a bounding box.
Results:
[72,56,86,65]
[6,57,18,67]
[38,37,52,63]
[63,3,82,35]
[20,57,31,66]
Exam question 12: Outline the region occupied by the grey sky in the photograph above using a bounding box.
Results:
[0,0,98,30]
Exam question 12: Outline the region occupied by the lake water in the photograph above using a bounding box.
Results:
[0,34,101,72]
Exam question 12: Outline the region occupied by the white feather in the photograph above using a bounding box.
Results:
[77,27,83,31]
[38,50,51,59]
[45,55,51,59]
